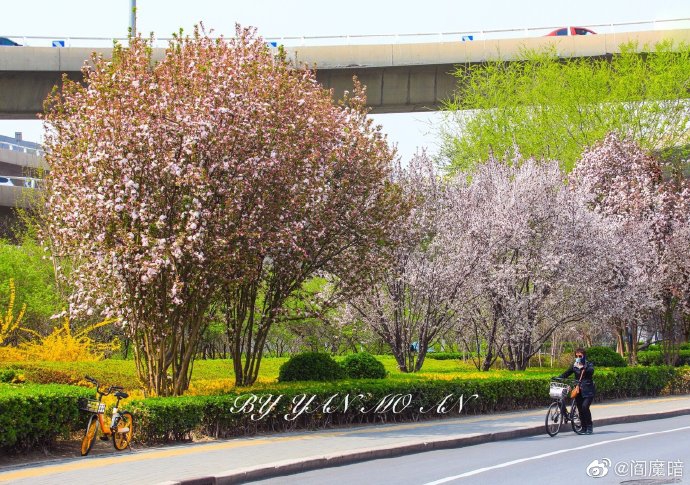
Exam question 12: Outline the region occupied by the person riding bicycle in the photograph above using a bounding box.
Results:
[557,347,595,434]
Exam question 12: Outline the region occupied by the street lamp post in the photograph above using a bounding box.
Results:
[130,0,137,37]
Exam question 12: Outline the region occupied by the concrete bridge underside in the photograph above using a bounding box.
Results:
[1,29,689,118]
[0,66,455,118]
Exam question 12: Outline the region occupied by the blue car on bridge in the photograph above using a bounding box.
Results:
[0,37,20,46]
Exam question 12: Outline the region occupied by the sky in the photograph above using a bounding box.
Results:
[1,0,688,160]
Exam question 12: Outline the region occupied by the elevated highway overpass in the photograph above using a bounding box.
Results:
[1,28,689,118]
[0,139,44,209]
[0,27,689,209]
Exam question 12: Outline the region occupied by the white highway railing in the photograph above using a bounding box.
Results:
[0,176,41,189]
[2,18,689,48]
[0,141,44,156]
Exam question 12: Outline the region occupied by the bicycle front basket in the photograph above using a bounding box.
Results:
[78,397,106,413]
[549,382,570,399]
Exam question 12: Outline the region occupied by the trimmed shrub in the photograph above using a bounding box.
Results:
[0,368,23,383]
[130,395,206,442]
[0,368,17,383]
[0,383,91,451]
[341,353,386,379]
[426,352,480,360]
[426,352,460,360]
[586,346,627,367]
[278,352,344,382]
[638,351,662,366]
[644,343,690,352]
[638,350,690,367]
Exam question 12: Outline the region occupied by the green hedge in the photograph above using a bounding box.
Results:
[0,368,21,383]
[426,352,478,360]
[0,384,91,452]
[3,367,688,451]
[638,350,690,366]
[644,343,690,352]
[129,366,690,443]
[426,352,460,360]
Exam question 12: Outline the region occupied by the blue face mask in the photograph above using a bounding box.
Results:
[575,357,583,364]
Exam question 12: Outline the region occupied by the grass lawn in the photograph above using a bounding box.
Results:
[1,355,561,397]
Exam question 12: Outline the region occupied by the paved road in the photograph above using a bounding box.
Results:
[0,395,688,484]
[252,415,690,485]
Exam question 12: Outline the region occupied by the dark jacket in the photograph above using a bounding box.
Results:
[559,361,595,398]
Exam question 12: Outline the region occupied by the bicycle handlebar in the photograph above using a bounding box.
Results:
[84,375,126,396]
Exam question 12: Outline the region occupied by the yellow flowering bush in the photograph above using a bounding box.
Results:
[9,317,120,362]
[0,279,27,346]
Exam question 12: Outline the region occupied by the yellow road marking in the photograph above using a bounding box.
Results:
[1,396,687,482]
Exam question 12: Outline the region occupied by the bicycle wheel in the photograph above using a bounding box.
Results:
[81,414,99,456]
[112,411,134,450]
[545,402,563,437]
[570,404,585,434]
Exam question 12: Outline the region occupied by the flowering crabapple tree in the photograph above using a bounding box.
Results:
[573,134,690,364]
[42,26,400,394]
[221,78,403,386]
[458,158,630,371]
[339,153,479,372]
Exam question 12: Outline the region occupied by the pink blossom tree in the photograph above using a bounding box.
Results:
[42,26,400,394]
[573,134,690,364]
[220,79,403,386]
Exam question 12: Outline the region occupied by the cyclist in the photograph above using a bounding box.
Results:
[557,347,595,434]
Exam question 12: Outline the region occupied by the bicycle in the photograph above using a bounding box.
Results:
[545,377,585,437]
[78,375,134,456]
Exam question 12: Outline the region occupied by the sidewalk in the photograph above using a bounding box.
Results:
[1,395,689,485]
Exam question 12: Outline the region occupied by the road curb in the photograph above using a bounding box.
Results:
[170,408,690,484]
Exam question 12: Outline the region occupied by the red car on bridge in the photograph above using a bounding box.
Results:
[546,27,596,36]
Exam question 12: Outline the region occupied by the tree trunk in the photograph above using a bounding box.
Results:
[616,326,625,356]
[628,322,638,366]
[661,295,680,366]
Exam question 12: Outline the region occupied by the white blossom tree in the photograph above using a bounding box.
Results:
[456,157,642,370]
[340,153,479,372]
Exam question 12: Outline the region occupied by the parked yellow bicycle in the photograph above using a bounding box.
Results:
[78,375,134,456]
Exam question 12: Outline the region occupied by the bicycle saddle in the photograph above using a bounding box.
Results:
[114,391,129,399]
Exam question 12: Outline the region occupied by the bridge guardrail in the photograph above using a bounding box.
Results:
[0,142,44,156]
[0,176,41,189]
[2,17,689,48]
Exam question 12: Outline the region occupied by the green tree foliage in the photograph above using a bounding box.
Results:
[0,240,64,332]
[442,40,690,172]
